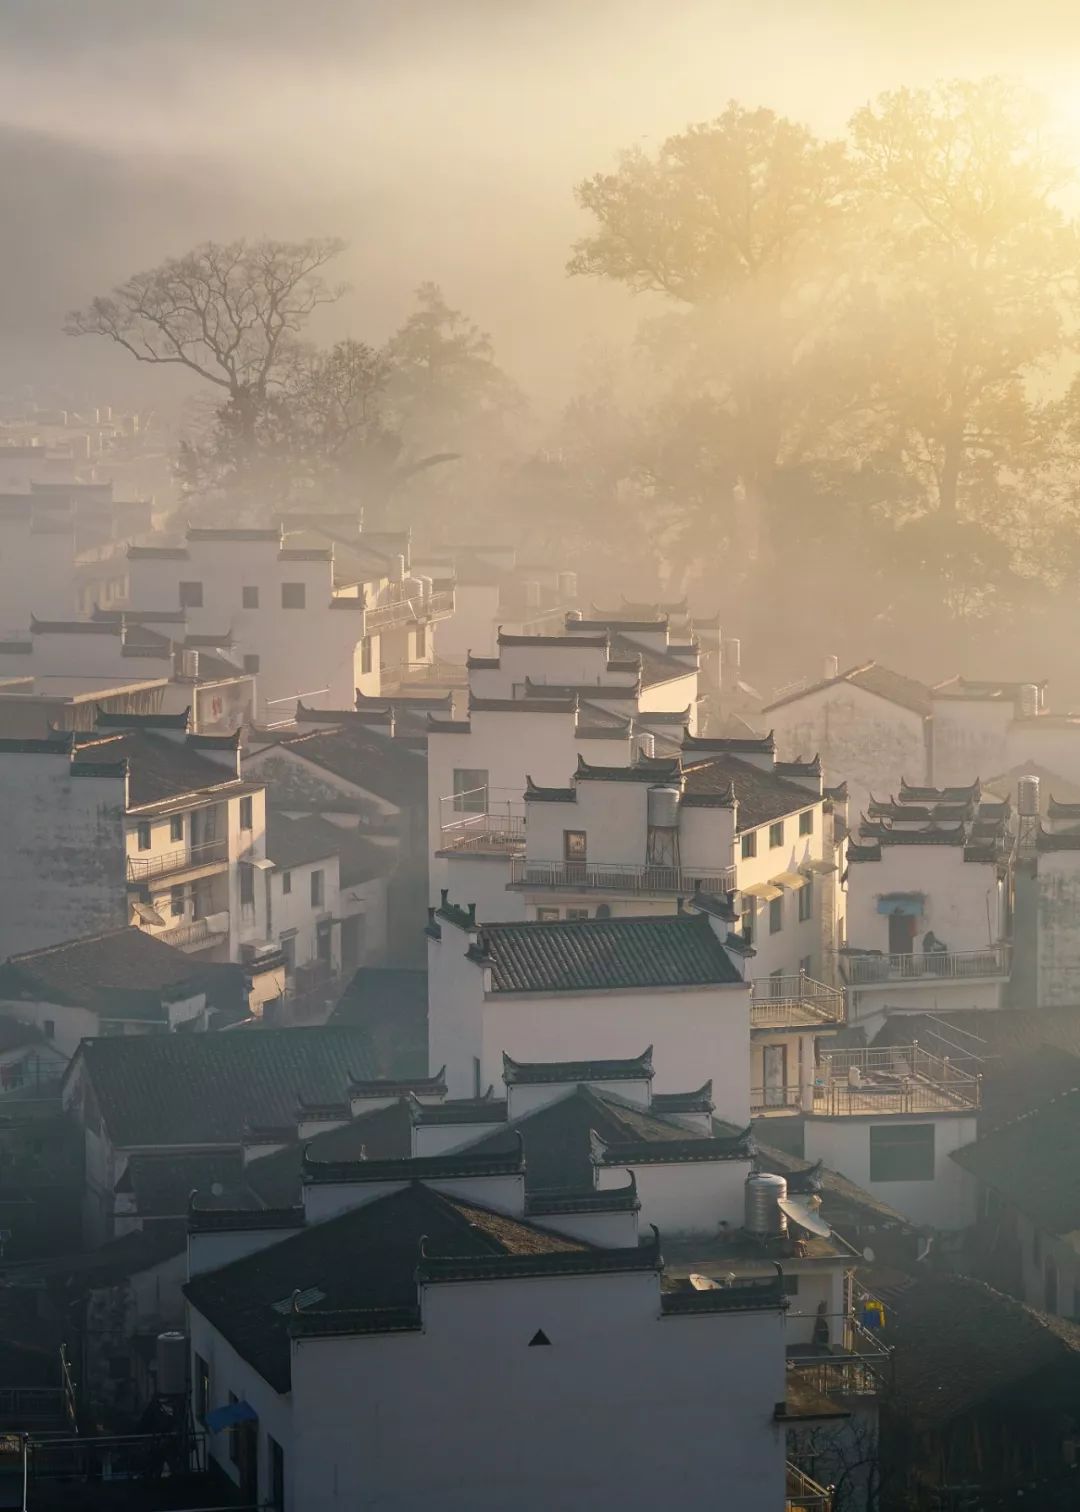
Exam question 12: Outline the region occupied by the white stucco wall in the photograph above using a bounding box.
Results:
[769,685,927,825]
[596,1156,751,1237]
[1036,850,1080,1007]
[803,1112,978,1229]
[285,1270,787,1512]
[0,750,127,957]
[930,697,1014,789]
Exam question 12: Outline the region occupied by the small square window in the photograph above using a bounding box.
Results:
[170,815,184,843]
[536,907,560,921]
[799,876,813,922]
[869,1123,935,1182]
[243,654,260,675]
[242,586,259,609]
[563,830,587,860]
[769,896,783,934]
[282,871,292,896]
[769,821,785,848]
[281,582,306,609]
[453,769,488,813]
[136,821,152,851]
[311,869,324,908]
[239,796,253,831]
[415,624,427,659]
[799,810,814,836]
[179,581,203,608]
[741,831,757,859]
[566,908,589,920]
[240,865,255,908]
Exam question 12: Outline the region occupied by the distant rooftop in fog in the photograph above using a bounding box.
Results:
[763,661,932,718]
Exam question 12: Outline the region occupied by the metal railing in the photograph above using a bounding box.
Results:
[751,973,845,1029]
[27,1431,206,1481]
[384,656,469,688]
[786,1461,834,1510]
[155,912,230,951]
[844,943,1011,985]
[751,1085,806,1113]
[364,588,455,632]
[0,1387,67,1424]
[440,812,526,853]
[813,1041,980,1114]
[126,837,229,883]
[509,856,736,895]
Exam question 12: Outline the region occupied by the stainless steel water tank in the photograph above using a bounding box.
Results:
[156,1331,188,1396]
[744,1172,788,1237]
[1018,774,1041,817]
[647,785,681,829]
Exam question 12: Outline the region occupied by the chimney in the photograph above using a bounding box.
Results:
[823,654,839,680]
[440,888,449,909]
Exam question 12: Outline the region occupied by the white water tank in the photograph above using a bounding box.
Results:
[566,609,584,623]
[156,1331,188,1396]
[558,570,578,601]
[745,1172,788,1237]
[647,785,681,829]
[1018,683,1040,718]
[1018,774,1040,817]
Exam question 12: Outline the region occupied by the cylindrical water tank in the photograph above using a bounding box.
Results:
[1019,683,1040,718]
[558,570,578,602]
[566,609,584,623]
[392,554,406,584]
[745,1172,788,1237]
[823,654,839,680]
[647,785,681,829]
[156,1331,188,1396]
[1018,774,1041,817]
[638,731,656,760]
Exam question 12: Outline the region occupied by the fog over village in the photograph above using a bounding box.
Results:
[6,3,1080,1509]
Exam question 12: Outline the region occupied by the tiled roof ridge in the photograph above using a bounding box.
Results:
[301,1134,525,1185]
[5,923,173,966]
[502,1047,654,1085]
[188,1205,304,1234]
[525,1174,639,1216]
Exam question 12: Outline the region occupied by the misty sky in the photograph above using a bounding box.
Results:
[4,0,1080,408]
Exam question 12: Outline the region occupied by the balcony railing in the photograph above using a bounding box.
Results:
[155,911,230,952]
[786,1461,833,1511]
[364,588,455,632]
[126,837,229,883]
[812,1041,980,1115]
[383,656,469,689]
[751,973,845,1029]
[844,943,1011,985]
[751,1085,806,1113]
[509,857,736,895]
[441,812,526,854]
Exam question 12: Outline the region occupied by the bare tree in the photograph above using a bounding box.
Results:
[67,237,349,439]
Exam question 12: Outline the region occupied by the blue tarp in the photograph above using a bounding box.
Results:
[205,1400,258,1433]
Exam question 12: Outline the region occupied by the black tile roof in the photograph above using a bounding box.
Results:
[327,968,428,1080]
[882,1271,1080,1430]
[682,754,815,829]
[0,926,222,1013]
[473,914,743,993]
[244,1100,415,1208]
[468,695,578,715]
[951,1087,1080,1234]
[69,728,248,807]
[266,813,341,871]
[414,1098,509,1126]
[573,754,682,783]
[302,1144,524,1186]
[467,1085,747,1191]
[763,662,931,717]
[184,1184,589,1390]
[120,1150,254,1218]
[502,1048,654,1085]
[71,1026,378,1148]
[525,1178,640,1217]
[263,724,425,808]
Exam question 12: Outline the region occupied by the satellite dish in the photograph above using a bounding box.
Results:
[689,1273,720,1291]
[862,1246,876,1264]
[778,1195,832,1240]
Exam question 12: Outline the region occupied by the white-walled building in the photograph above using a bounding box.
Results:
[183,1141,790,1512]
[0,612,255,734]
[0,710,275,982]
[764,660,932,825]
[426,902,753,1116]
[0,926,239,1062]
[843,779,1013,1035]
[413,544,578,662]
